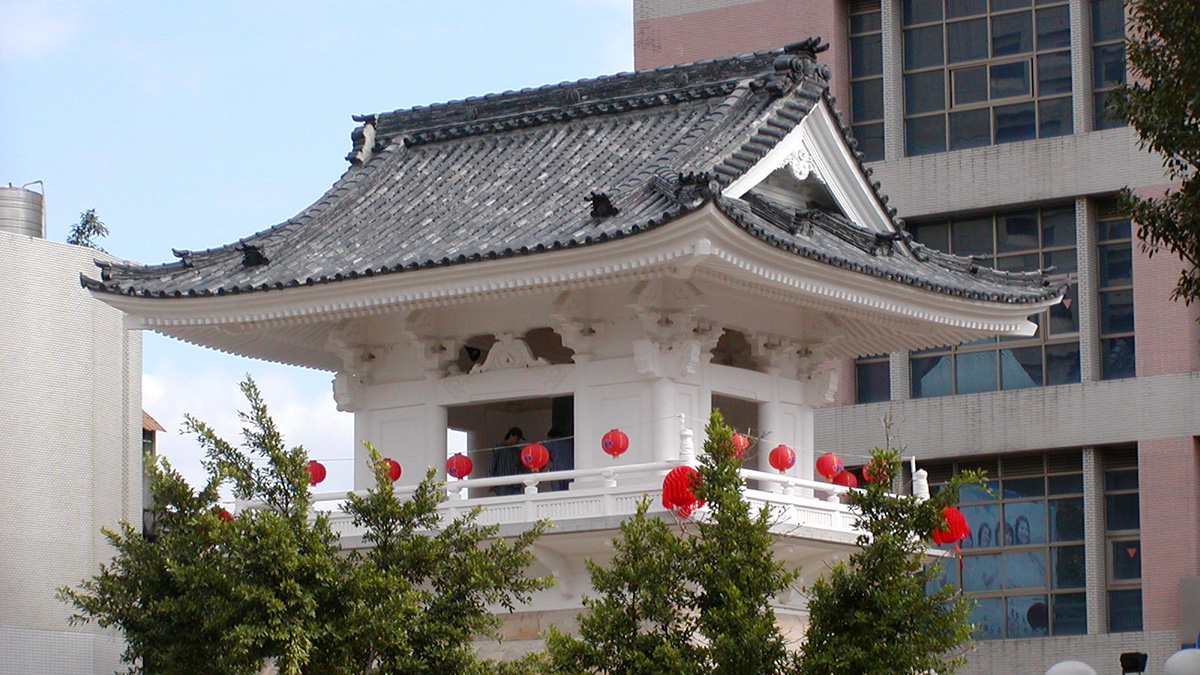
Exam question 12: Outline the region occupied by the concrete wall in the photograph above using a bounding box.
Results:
[0,230,142,675]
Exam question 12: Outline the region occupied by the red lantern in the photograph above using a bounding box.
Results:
[217,509,234,522]
[662,465,705,517]
[306,460,327,486]
[521,443,549,471]
[768,444,796,472]
[831,470,858,488]
[815,452,843,479]
[446,453,473,479]
[731,433,751,457]
[863,458,890,483]
[601,429,629,458]
[931,506,971,546]
[380,458,401,482]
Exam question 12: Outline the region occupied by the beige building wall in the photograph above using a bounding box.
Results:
[0,230,142,675]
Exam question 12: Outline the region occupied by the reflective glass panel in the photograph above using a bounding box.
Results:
[1047,285,1080,335]
[856,360,891,403]
[1100,290,1134,334]
[911,221,950,251]
[851,34,884,76]
[1039,96,1073,137]
[995,101,1037,143]
[1100,218,1131,240]
[1052,545,1086,588]
[1002,346,1042,389]
[904,0,944,25]
[1042,207,1076,246]
[1038,50,1072,95]
[1095,90,1123,129]
[953,66,989,105]
[1048,473,1083,495]
[907,115,947,155]
[1005,500,1048,545]
[1004,477,1045,499]
[1037,5,1071,49]
[1091,0,1125,42]
[957,350,998,394]
[992,0,1032,9]
[1045,342,1081,384]
[950,109,992,150]
[1093,43,1126,88]
[851,11,882,33]
[1053,592,1088,635]
[997,210,1039,252]
[1105,492,1140,531]
[1111,539,1141,579]
[949,0,988,18]
[906,71,947,114]
[948,18,989,63]
[963,553,1003,591]
[1049,498,1084,541]
[912,353,953,397]
[1102,336,1136,379]
[1005,551,1047,589]
[1099,242,1133,286]
[853,79,885,121]
[962,503,1001,549]
[992,11,1034,56]
[991,60,1032,99]
[1008,594,1049,636]
[971,597,1005,639]
[952,216,994,255]
[1043,248,1077,275]
[1105,469,1138,491]
[1109,589,1143,632]
[906,25,945,69]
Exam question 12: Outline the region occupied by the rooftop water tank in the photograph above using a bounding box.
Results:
[0,182,45,238]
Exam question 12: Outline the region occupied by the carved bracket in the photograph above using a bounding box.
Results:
[551,290,603,362]
[633,338,703,380]
[628,279,708,342]
[470,333,548,374]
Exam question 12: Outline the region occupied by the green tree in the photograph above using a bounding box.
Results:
[797,448,981,675]
[542,410,798,675]
[67,208,109,252]
[1109,1,1200,302]
[315,447,550,675]
[61,378,548,675]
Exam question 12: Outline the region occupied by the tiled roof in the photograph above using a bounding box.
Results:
[83,40,1060,305]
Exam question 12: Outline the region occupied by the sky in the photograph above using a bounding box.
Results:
[1,0,634,493]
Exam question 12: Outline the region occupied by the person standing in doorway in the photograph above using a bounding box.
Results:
[488,427,525,496]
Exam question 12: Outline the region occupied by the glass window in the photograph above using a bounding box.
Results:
[1109,590,1143,632]
[903,0,1072,154]
[850,7,885,161]
[929,452,1086,638]
[910,205,1079,397]
[1099,213,1136,378]
[1091,0,1126,129]
[1111,539,1141,580]
[1104,450,1142,633]
[855,357,891,404]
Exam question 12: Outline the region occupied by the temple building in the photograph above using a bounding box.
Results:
[636,1,1200,674]
[86,42,1064,656]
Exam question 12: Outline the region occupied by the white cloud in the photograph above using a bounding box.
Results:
[0,1,84,61]
[143,352,355,498]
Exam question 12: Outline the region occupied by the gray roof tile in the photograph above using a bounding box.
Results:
[84,40,1061,305]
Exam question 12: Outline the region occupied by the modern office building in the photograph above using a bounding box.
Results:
[636,1,1198,673]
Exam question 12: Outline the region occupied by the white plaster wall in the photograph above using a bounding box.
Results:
[0,231,141,675]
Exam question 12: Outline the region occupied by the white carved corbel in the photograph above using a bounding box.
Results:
[633,338,702,379]
[331,372,365,412]
[550,290,601,362]
[628,279,707,341]
[326,319,385,410]
[402,310,459,379]
[470,332,548,374]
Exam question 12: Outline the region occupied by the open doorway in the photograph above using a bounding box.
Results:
[711,393,762,473]
[446,395,574,495]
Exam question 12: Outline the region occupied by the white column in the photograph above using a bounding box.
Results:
[652,376,676,462]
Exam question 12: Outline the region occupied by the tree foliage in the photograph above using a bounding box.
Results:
[1109,0,1200,302]
[60,378,547,675]
[797,448,981,675]
[541,410,798,675]
[66,208,109,252]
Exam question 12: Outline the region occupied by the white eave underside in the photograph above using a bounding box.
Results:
[97,207,1057,371]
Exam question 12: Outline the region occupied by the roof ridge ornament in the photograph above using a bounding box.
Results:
[236,244,269,268]
[585,192,619,219]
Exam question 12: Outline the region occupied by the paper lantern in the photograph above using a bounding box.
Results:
[768,445,796,472]
[831,470,858,488]
[931,506,971,546]
[662,465,705,517]
[863,458,890,483]
[815,452,843,479]
[731,433,751,457]
[306,460,327,486]
[521,443,549,471]
[601,429,629,458]
[217,509,234,522]
[446,453,473,479]
[380,458,401,482]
